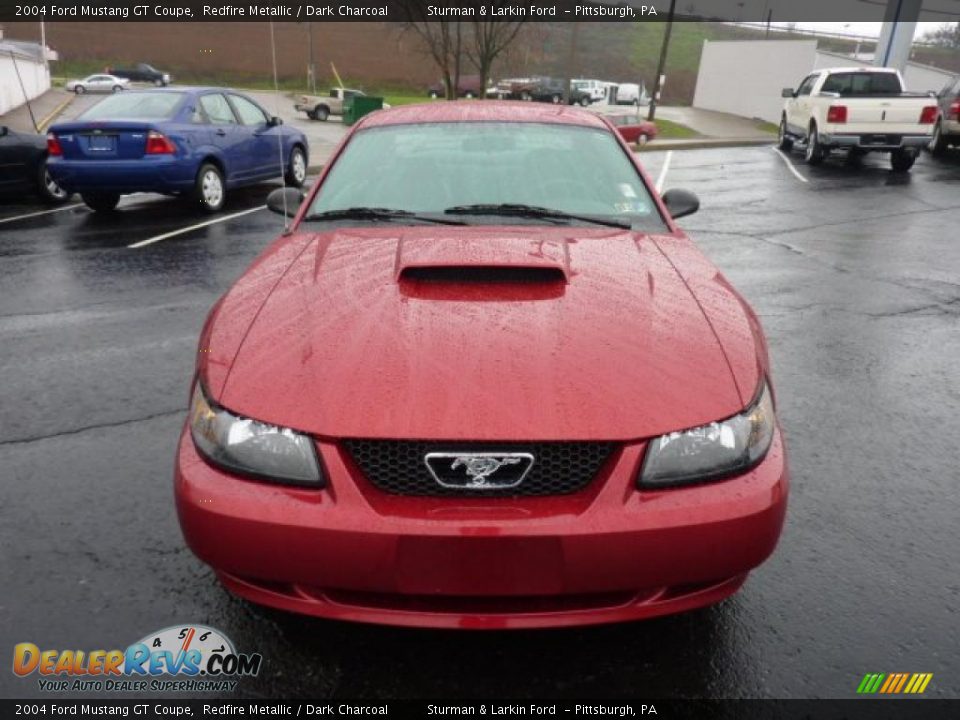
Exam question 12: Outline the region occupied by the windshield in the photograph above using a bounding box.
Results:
[79,92,184,121]
[309,122,664,228]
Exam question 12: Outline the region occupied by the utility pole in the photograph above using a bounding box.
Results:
[563,22,580,104]
[647,0,676,122]
[40,20,48,70]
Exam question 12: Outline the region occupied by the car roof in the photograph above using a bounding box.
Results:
[122,86,244,94]
[819,67,899,74]
[359,100,611,130]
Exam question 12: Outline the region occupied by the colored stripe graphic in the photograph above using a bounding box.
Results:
[857,673,932,694]
[879,674,896,693]
[856,673,885,694]
[894,673,909,693]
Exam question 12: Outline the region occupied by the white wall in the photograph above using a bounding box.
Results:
[692,40,818,124]
[692,42,955,125]
[814,50,952,94]
[0,50,51,116]
[903,63,953,95]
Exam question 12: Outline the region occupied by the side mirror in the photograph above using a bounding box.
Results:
[268,116,283,127]
[661,188,699,220]
[266,187,304,218]
[781,88,795,98]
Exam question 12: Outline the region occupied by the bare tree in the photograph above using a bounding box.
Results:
[395,2,464,99]
[466,10,526,100]
[922,22,960,49]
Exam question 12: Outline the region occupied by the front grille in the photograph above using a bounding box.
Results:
[342,440,616,497]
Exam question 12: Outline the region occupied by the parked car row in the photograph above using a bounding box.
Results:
[43,87,308,213]
[63,62,173,95]
[424,76,649,107]
[486,77,594,106]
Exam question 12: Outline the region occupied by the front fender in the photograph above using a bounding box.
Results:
[283,132,309,164]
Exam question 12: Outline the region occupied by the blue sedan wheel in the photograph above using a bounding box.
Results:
[285,147,307,188]
[195,163,225,213]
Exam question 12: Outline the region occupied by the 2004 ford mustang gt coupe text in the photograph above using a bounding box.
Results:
[176,102,789,629]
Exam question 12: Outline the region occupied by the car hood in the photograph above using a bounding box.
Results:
[216,226,751,441]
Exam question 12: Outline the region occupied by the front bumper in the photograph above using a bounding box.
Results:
[819,132,931,150]
[175,427,788,629]
[47,157,196,194]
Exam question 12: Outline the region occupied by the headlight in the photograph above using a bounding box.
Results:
[189,383,323,485]
[639,381,776,488]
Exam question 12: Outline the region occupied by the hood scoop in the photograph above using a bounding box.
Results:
[400,265,566,284]
[394,235,571,284]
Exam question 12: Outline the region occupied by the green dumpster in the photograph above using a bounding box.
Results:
[343,96,384,126]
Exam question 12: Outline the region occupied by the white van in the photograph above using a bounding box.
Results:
[612,82,649,106]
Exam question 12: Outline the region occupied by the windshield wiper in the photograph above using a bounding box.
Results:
[302,207,465,225]
[443,203,632,229]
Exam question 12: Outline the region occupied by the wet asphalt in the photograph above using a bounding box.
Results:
[1,145,958,701]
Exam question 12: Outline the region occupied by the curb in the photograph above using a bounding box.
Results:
[36,95,75,133]
[639,138,774,152]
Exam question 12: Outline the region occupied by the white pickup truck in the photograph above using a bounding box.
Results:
[778,67,938,171]
[294,87,365,121]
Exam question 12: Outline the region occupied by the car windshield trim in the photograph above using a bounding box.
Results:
[303,207,467,225]
[444,203,632,229]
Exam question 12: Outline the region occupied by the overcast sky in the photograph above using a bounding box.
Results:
[786,22,952,39]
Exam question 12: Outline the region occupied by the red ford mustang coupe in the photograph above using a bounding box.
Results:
[176,102,788,629]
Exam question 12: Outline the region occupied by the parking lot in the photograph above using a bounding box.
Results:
[1,144,959,699]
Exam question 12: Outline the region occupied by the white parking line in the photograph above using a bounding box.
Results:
[771,147,809,184]
[0,203,85,225]
[127,206,267,249]
[655,150,673,193]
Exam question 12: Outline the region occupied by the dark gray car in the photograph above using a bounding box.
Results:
[0,126,70,203]
[929,75,960,155]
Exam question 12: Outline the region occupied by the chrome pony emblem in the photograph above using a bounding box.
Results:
[424,452,535,490]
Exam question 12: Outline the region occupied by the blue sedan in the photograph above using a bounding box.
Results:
[47,87,309,213]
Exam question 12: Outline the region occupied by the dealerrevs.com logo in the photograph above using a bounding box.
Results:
[13,625,262,693]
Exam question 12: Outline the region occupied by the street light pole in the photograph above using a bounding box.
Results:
[647,0,676,122]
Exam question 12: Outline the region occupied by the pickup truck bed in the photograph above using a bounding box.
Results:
[294,88,364,121]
